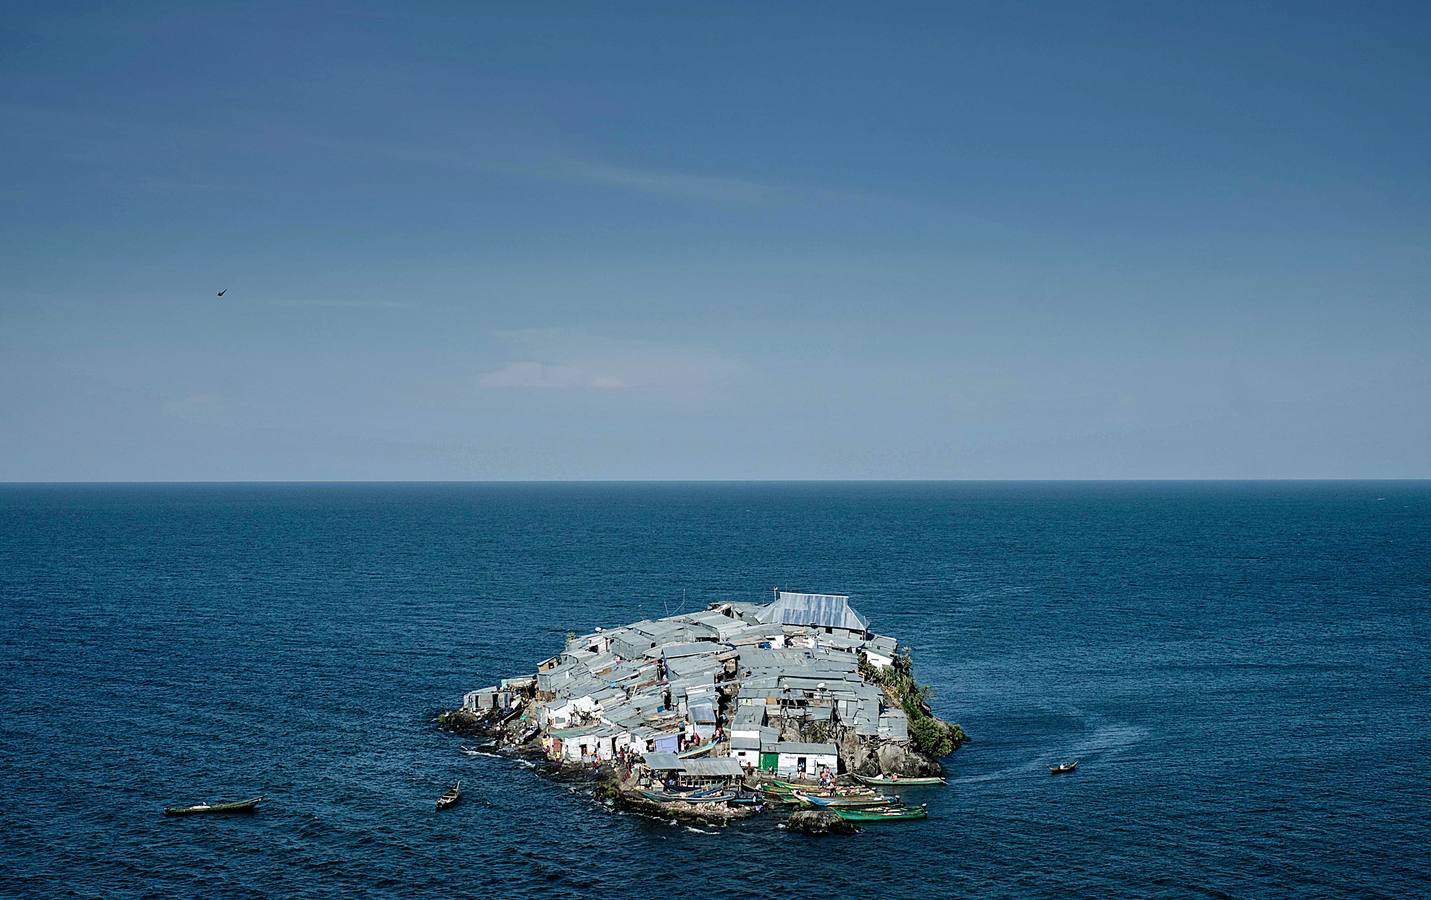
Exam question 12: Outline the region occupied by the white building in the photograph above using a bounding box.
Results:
[730,734,761,769]
[773,741,839,780]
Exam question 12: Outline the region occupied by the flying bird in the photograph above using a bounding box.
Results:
[217,289,227,297]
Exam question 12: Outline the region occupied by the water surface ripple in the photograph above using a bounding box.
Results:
[2,482,1427,898]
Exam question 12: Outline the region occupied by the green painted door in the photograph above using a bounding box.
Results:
[759,752,778,772]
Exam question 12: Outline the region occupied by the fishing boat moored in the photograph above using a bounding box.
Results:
[163,797,265,816]
[831,803,928,822]
[852,774,947,787]
[640,789,736,804]
[792,790,903,809]
[436,781,462,810]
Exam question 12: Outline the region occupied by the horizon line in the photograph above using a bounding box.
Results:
[2,477,1429,486]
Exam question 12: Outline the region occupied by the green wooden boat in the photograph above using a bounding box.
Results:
[164,797,264,816]
[770,778,829,791]
[852,774,946,787]
[831,803,928,822]
[792,790,903,809]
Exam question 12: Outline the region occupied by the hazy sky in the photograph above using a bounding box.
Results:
[3,2,1428,480]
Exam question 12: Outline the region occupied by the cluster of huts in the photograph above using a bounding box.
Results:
[463,591,912,789]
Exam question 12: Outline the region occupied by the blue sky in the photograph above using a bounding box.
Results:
[3,2,1428,479]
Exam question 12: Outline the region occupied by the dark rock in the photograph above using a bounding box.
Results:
[788,809,858,835]
[437,709,491,736]
[614,792,753,825]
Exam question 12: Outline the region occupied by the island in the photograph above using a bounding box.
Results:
[441,590,966,828]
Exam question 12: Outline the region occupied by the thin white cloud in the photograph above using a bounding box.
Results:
[548,159,779,205]
[162,392,231,425]
[113,115,791,208]
[331,141,789,206]
[3,101,822,208]
[478,361,628,391]
[477,329,746,394]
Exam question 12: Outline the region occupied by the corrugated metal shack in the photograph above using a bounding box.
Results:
[489,590,914,780]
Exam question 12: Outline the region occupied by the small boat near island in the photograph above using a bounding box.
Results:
[436,781,462,810]
[792,790,903,809]
[1050,761,1079,775]
[639,789,736,804]
[831,803,928,822]
[163,797,264,816]
[852,774,947,787]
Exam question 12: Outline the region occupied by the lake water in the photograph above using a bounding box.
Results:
[2,482,1427,898]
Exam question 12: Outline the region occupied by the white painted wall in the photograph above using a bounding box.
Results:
[775,751,838,779]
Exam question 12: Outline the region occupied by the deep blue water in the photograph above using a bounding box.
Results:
[2,482,1428,898]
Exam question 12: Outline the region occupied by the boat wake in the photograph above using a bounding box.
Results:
[1064,721,1148,759]
[460,748,501,758]
[948,719,1149,784]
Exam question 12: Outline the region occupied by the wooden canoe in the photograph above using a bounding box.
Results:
[831,803,928,822]
[436,781,461,810]
[852,774,946,787]
[164,797,264,816]
[640,789,735,804]
[793,790,902,809]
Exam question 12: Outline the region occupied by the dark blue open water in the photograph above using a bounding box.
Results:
[2,482,1428,898]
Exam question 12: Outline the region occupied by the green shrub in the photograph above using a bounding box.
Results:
[862,646,966,758]
[908,714,953,758]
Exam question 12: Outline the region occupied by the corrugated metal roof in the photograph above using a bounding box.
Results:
[774,742,839,756]
[641,752,684,770]
[665,655,723,680]
[549,726,602,739]
[732,706,766,726]
[868,634,898,654]
[757,591,870,632]
[688,699,717,723]
[681,758,743,777]
[659,641,724,659]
